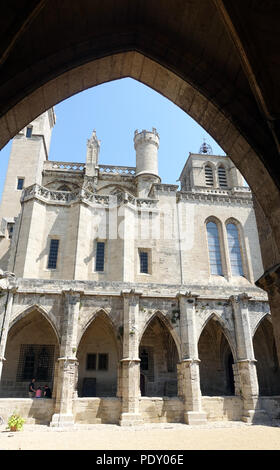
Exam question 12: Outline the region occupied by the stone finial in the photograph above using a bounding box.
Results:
[87,129,100,149]
[86,130,100,177]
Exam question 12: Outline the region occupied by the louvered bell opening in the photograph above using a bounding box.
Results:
[218,166,227,188]
[205,165,214,186]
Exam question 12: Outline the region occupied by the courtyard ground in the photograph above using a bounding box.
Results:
[1,420,280,450]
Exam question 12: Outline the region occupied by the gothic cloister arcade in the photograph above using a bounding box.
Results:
[0,307,59,397]
[198,316,235,397]
[76,311,120,398]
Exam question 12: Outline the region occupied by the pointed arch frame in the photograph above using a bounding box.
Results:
[139,310,181,361]
[8,303,60,345]
[77,308,121,360]
[198,311,237,362]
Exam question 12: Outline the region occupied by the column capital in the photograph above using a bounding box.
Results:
[176,290,199,301]
[62,288,84,296]
[121,289,143,298]
[229,292,251,306]
[179,358,201,365]
[62,289,84,304]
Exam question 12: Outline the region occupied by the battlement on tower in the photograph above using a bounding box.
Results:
[134,128,159,149]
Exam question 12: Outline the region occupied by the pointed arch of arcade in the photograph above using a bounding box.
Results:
[139,310,181,361]
[139,310,180,397]
[8,304,60,345]
[1,304,60,397]
[77,308,120,356]
[198,312,236,396]
[198,312,237,361]
[76,308,120,398]
[252,312,272,338]
[252,313,280,396]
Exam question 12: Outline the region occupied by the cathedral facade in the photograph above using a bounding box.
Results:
[0,109,279,426]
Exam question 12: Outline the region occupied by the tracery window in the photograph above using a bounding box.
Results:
[226,223,244,276]
[206,221,223,275]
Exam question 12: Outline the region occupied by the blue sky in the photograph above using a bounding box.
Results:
[0,77,225,199]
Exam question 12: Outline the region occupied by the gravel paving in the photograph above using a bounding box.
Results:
[1,420,280,450]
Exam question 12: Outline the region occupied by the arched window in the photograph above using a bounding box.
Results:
[218,165,227,188]
[226,223,244,276]
[205,165,214,186]
[206,221,223,275]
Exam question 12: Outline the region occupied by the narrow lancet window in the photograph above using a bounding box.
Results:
[47,239,59,269]
[139,250,149,274]
[95,241,105,272]
[226,223,244,276]
[206,221,223,275]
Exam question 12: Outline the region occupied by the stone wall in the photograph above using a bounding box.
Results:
[1,396,279,425]
[0,398,54,424]
[202,396,243,421]
[73,397,121,424]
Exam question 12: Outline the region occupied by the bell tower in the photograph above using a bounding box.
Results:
[0,108,56,237]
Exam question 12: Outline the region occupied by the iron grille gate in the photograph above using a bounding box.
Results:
[16,344,55,382]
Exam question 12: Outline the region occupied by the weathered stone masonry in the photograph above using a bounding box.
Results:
[0,110,279,426]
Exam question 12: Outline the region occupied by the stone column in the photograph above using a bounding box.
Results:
[0,286,17,380]
[230,293,268,423]
[177,292,206,425]
[119,289,142,426]
[50,289,82,427]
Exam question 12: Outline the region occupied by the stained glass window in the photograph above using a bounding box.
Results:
[227,223,244,276]
[206,221,223,275]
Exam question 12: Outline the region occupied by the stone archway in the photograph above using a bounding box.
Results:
[253,316,280,396]
[139,314,179,397]
[76,311,119,397]
[0,308,59,398]
[198,317,235,396]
